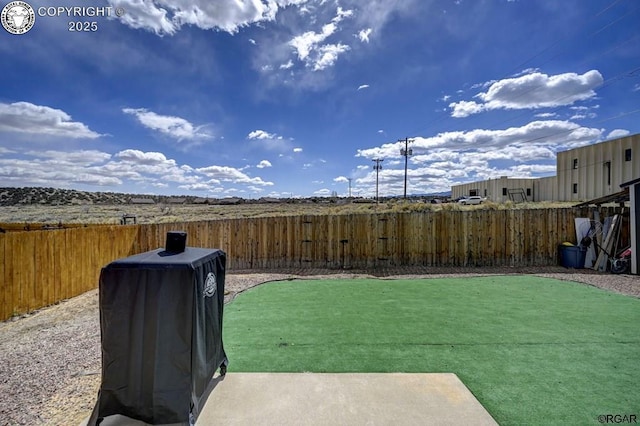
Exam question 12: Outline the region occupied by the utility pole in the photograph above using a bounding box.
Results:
[399,138,413,199]
[347,178,352,198]
[372,158,384,204]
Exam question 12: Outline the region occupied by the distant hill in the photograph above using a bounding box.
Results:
[0,187,183,206]
[409,191,452,198]
[0,187,449,207]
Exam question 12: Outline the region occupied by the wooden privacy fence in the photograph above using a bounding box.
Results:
[1,226,139,321]
[0,206,621,321]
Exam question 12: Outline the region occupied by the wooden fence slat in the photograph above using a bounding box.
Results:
[0,234,6,319]
[38,231,55,307]
[7,233,19,315]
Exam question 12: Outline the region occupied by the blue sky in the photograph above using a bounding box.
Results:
[0,0,638,198]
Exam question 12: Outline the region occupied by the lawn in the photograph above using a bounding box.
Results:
[222,276,640,425]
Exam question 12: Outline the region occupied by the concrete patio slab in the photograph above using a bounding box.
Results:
[82,372,497,425]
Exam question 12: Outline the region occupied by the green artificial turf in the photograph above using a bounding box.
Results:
[222,276,640,425]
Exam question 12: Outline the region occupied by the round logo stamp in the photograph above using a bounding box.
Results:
[204,272,217,298]
[1,1,35,35]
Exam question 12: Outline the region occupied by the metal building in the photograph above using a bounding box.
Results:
[556,133,639,202]
[450,133,639,203]
[451,176,539,202]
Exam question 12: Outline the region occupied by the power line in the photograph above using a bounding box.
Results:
[529,6,640,75]
[506,0,638,76]
[595,0,626,17]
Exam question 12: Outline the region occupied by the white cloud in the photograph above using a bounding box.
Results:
[108,0,310,35]
[280,60,294,70]
[334,176,349,183]
[247,185,267,193]
[354,164,454,198]
[178,183,212,191]
[293,147,303,153]
[569,105,597,121]
[288,8,353,71]
[290,23,338,61]
[25,150,112,165]
[313,43,350,70]
[0,151,120,187]
[251,1,417,89]
[107,0,175,35]
[535,112,557,118]
[248,130,293,152]
[461,145,556,163]
[334,7,354,21]
[607,129,630,139]
[356,28,372,43]
[313,188,332,196]
[470,79,497,90]
[509,164,557,175]
[449,100,484,118]
[357,84,370,90]
[0,145,280,193]
[512,67,539,77]
[110,149,200,184]
[115,149,170,164]
[357,120,602,160]
[0,102,102,139]
[196,165,274,186]
[248,129,277,140]
[449,70,603,117]
[123,108,212,141]
[0,147,16,154]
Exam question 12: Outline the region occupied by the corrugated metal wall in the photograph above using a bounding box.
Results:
[451,177,539,202]
[557,134,640,201]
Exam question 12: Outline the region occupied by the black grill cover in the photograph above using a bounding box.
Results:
[88,247,228,425]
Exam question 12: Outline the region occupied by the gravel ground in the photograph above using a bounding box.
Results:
[0,267,637,426]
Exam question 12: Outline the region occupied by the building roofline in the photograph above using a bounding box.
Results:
[556,132,640,155]
[621,177,640,188]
